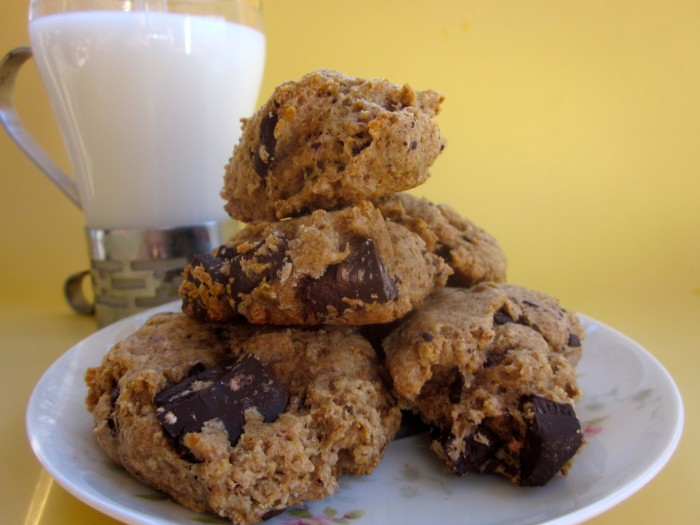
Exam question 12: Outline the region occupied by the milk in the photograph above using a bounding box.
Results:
[29,11,265,229]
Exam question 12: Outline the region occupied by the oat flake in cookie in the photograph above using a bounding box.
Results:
[179,200,452,325]
[222,69,445,221]
[85,313,401,525]
[382,283,585,486]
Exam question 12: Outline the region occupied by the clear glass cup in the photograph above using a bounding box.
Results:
[0,0,266,325]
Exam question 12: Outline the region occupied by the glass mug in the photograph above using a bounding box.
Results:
[0,0,265,326]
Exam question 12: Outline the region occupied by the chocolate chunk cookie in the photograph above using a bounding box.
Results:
[179,201,452,325]
[85,313,401,525]
[382,283,584,486]
[222,69,445,221]
[376,193,507,286]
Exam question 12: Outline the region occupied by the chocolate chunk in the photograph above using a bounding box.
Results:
[182,239,288,320]
[155,355,288,459]
[567,333,582,347]
[180,254,227,315]
[181,253,235,320]
[436,422,501,475]
[107,386,120,436]
[306,237,398,315]
[448,370,465,404]
[351,133,372,156]
[519,395,583,486]
[253,109,278,177]
[493,308,529,327]
[181,295,210,321]
[188,253,230,286]
[493,309,514,325]
[215,237,289,299]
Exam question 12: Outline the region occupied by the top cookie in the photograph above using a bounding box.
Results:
[222,69,445,221]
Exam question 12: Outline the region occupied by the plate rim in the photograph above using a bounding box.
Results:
[25,304,685,525]
[543,313,685,525]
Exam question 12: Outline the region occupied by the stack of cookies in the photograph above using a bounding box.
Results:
[85,70,585,525]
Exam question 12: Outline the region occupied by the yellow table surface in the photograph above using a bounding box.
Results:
[1,1,698,524]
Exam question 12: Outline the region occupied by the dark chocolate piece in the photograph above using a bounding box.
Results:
[435,422,501,475]
[306,237,398,315]
[253,109,278,177]
[181,238,288,321]
[188,253,230,286]
[215,237,288,299]
[180,253,233,320]
[155,355,288,459]
[107,386,120,436]
[520,395,583,486]
[493,309,514,325]
[350,131,372,156]
[567,333,582,347]
[180,295,211,322]
[493,308,529,327]
[447,371,465,404]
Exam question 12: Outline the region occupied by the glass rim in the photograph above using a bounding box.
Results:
[29,0,263,29]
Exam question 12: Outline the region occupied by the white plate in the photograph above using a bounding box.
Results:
[26,302,684,525]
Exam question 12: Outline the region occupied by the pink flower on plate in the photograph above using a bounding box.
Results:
[582,416,608,436]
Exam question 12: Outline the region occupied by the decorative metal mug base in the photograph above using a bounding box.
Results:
[64,220,238,327]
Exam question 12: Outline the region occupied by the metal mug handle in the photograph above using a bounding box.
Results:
[63,270,96,315]
[1,46,94,315]
[0,47,82,208]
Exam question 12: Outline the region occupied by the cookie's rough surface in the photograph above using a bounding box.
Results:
[179,201,452,325]
[85,313,400,525]
[383,284,584,485]
[222,69,445,221]
[376,193,507,286]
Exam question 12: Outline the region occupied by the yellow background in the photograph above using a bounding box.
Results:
[1,1,698,524]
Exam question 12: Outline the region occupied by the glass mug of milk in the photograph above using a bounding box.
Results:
[0,0,265,326]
